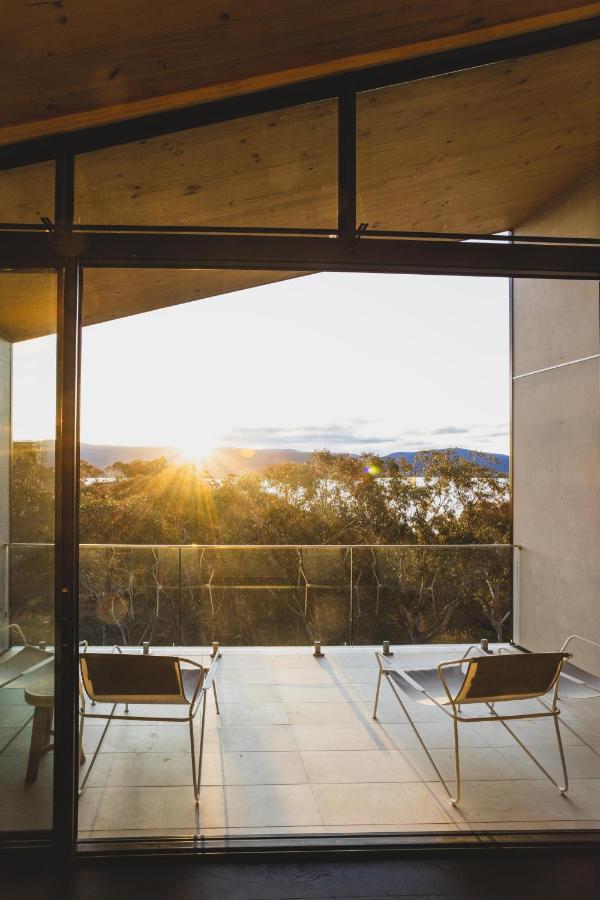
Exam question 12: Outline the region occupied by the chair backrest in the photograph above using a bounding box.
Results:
[80,653,187,704]
[453,652,566,705]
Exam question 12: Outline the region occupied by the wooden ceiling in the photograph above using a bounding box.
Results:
[0,269,303,343]
[2,40,596,237]
[74,100,338,228]
[0,2,598,342]
[1,1,598,145]
[357,39,600,233]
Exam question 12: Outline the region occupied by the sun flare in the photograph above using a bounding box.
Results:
[177,428,221,466]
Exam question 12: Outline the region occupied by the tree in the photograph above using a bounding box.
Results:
[10,449,511,647]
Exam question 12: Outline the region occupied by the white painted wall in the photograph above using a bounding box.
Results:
[513,171,600,673]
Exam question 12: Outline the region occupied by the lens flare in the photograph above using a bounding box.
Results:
[364,463,380,476]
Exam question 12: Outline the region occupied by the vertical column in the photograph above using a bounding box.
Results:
[53,151,82,854]
[0,337,11,651]
[338,92,357,244]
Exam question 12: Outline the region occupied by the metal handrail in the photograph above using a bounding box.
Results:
[5,541,517,550]
[6,541,516,647]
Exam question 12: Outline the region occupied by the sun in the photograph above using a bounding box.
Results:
[177,427,220,466]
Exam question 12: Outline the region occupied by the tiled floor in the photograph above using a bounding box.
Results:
[2,644,600,840]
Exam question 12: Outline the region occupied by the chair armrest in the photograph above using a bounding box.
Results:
[200,654,221,694]
[180,654,221,713]
[436,659,470,706]
[560,634,600,654]
[10,623,29,645]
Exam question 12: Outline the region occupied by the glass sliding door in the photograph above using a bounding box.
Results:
[0,269,57,835]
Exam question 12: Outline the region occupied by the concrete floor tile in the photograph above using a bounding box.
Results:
[312,782,453,827]
[301,749,422,784]
[292,722,394,752]
[195,784,323,830]
[382,722,490,750]
[204,751,307,786]
[0,788,53,831]
[430,779,588,823]
[206,724,298,753]
[278,685,360,704]
[215,703,289,726]
[285,701,371,726]
[219,685,282,704]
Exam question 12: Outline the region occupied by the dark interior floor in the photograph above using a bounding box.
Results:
[2,846,600,900]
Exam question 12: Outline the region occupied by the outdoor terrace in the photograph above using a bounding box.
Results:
[2,643,600,841]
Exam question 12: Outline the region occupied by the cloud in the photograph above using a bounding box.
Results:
[221,423,396,448]
[220,420,510,453]
[430,426,470,435]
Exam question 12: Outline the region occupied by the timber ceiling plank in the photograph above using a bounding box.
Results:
[0,271,57,343]
[74,100,338,228]
[357,40,599,233]
[0,268,303,342]
[1,1,599,144]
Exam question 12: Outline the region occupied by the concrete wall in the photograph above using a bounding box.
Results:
[0,337,11,652]
[513,171,600,673]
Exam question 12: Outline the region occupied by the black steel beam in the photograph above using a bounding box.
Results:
[1,230,597,279]
[53,152,80,858]
[338,92,356,241]
[0,17,598,169]
[53,258,81,859]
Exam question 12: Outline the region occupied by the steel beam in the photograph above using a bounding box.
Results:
[1,230,598,279]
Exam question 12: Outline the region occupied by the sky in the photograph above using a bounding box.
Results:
[12,272,509,456]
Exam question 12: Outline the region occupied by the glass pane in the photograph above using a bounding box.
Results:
[0,270,56,834]
[357,40,599,236]
[0,161,55,224]
[351,546,511,645]
[74,268,522,841]
[75,100,337,228]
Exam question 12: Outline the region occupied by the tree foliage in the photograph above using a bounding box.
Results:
[10,450,511,647]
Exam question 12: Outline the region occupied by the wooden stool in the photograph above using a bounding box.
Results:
[24,669,86,784]
[24,669,54,784]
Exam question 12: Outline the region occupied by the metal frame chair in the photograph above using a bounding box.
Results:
[78,646,220,802]
[0,624,52,689]
[373,647,570,805]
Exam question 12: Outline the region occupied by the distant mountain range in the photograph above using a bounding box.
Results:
[78,443,509,476]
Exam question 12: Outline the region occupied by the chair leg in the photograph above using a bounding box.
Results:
[212,678,220,715]
[196,691,208,803]
[485,703,568,794]
[79,712,86,765]
[190,691,209,804]
[78,703,116,797]
[553,715,569,794]
[25,706,52,784]
[373,669,383,719]
[189,716,198,801]
[382,674,459,805]
[450,717,461,806]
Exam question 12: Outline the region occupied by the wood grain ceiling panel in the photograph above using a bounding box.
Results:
[1,1,598,144]
[0,271,57,343]
[75,101,338,228]
[357,40,599,233]
[0,161,55,223]
[0,269,303,343]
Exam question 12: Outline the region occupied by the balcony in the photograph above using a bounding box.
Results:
[2,543,600,841]
[3,642,600,840]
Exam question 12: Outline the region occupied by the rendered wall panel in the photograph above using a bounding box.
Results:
[513,172,600,674]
